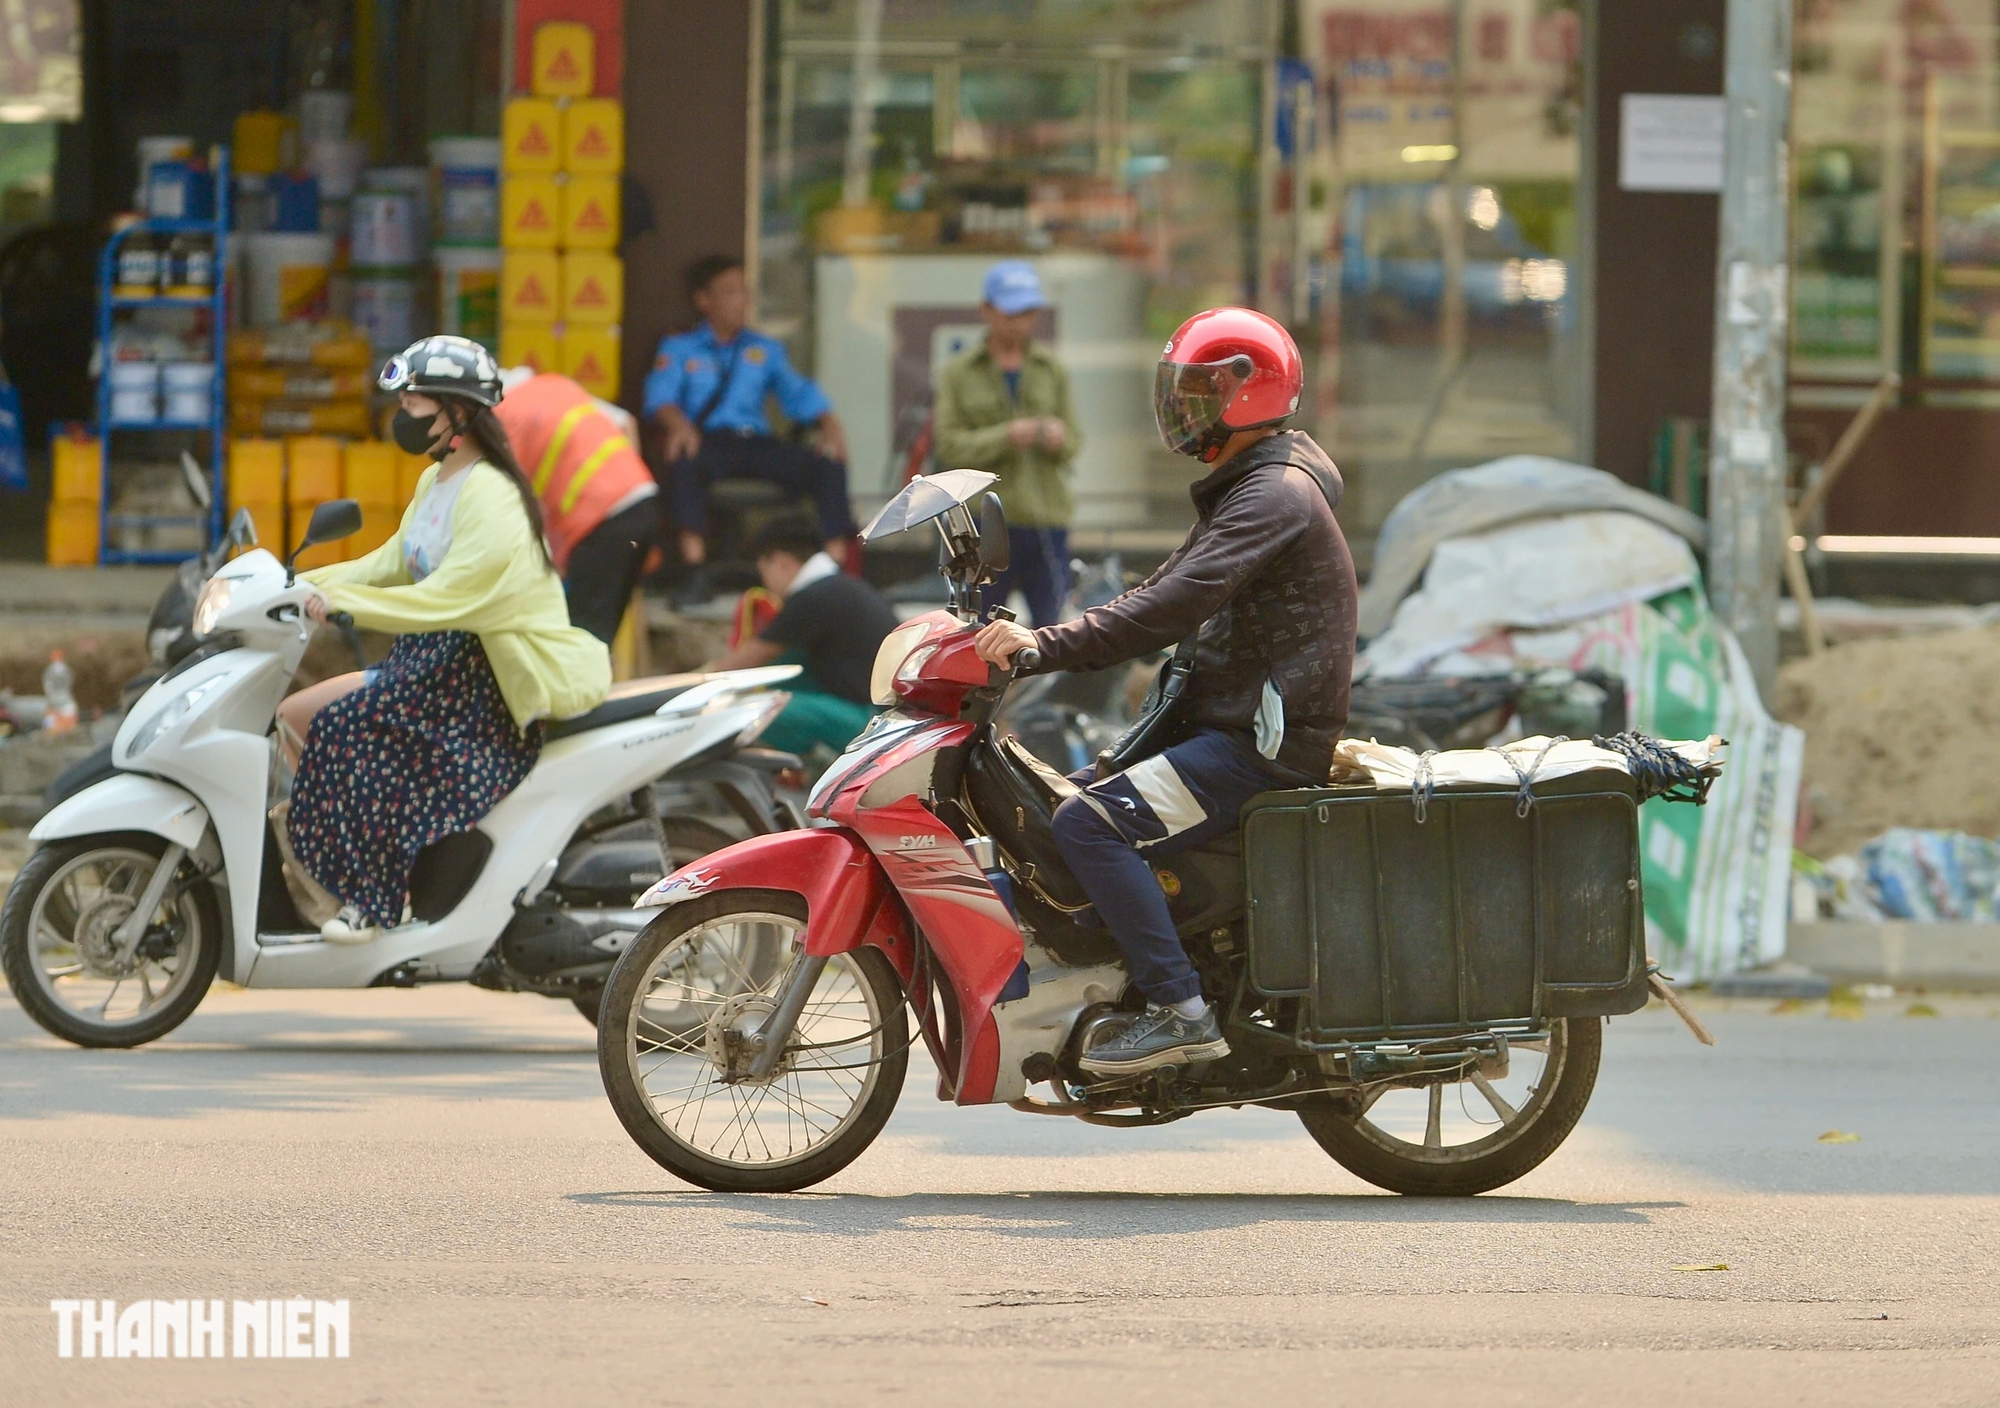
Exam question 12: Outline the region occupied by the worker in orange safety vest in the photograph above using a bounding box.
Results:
[493,371,661,644]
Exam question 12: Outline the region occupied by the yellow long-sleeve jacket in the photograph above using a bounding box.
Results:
[304,460,611,729]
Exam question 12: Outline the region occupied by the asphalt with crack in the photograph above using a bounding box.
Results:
[0,985,1995,1406]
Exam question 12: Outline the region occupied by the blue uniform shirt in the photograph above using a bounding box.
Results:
[641,324,832,434]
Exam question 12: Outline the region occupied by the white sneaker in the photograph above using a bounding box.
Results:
[321,906,383,945]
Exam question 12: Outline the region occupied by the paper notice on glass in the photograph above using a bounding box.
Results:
[1619,94,1726,193]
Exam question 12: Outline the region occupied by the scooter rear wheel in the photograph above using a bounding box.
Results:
[597,889,907,1192]
[0,833,220,1049]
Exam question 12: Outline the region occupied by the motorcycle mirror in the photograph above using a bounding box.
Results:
[177,450,213,512]
[230,505,257,548]
[286,499,362,583]
[978,492,1010,576]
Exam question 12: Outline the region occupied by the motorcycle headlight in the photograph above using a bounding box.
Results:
[869,620,938,706]
[126,674,229,758]
[191,576,233,638]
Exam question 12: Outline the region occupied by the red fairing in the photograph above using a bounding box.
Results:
[642,828,915,986]
[890,610,991,715]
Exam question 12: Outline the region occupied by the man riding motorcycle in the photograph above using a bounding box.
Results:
[974,307,1357,1076]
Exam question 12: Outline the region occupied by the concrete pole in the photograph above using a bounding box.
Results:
[1707,0,1794,699]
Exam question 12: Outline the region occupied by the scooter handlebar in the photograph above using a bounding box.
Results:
[1014,647,1042,673]
[329,611,354,629]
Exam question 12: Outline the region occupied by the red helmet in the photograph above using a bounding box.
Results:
[1154,307,1304,461]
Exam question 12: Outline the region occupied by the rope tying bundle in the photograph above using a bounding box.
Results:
[1411,750,1437,823]
[1594,730,1717,805]
[1493,734,1567,817]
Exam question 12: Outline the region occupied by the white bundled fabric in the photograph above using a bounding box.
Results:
[1332,735,1723,793]
[1358,511,1701,679]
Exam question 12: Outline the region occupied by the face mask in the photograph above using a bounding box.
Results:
[391,408,446,458]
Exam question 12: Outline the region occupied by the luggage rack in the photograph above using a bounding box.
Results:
[93,145,231,564]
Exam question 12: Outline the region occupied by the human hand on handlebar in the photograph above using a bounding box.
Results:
[304,593,330,627]
[974,619,1038,669]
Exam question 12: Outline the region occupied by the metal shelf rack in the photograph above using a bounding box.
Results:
[93,145,231,564]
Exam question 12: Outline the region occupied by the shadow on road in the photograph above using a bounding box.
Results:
[566,1188,1681,1237]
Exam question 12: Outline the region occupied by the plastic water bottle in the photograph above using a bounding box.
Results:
[42,650,77,734]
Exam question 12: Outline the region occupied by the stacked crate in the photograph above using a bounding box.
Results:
[46,432,102,566]
[225,438,286,556]
[226,329,375,440]
[499,23,622,399]
[340,441,402,560]
[287,437,350,569]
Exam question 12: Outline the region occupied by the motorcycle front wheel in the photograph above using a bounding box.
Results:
[0,834,221,1048]
[597,889,907,1193]
[1296,1016,1601,1196]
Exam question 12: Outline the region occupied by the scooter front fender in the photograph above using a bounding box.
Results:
[639,827,915,986]
[30,772,209,850]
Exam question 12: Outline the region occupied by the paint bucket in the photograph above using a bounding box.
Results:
[429,136,501,247]
[352,272,418,352]
[161,362,216,424]
[358,168,430,255]
[351,190,419,268]
[297,89,353,147]
[133,135,194,204]
[108,361,160,424]
[434,246,501,346]
[243,231,335,326]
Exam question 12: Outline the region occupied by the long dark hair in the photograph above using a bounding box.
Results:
[445,399,555,572]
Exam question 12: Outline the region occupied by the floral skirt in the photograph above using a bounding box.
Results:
[289,631,541,928]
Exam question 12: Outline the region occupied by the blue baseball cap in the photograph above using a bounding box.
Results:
[982,260,1046,315]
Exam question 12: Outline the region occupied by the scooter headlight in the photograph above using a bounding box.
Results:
[126,674,229,758]
[191,576,233,638]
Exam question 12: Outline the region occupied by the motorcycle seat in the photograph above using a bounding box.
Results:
[545,673,706,741]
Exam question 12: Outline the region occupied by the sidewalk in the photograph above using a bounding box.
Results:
[1788,920,2000,992]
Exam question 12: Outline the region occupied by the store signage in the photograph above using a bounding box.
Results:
[1619,94,1726,193]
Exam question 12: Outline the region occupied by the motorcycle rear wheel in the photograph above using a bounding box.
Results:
[1297,1016,1600,1196]
[597,889,907,1193]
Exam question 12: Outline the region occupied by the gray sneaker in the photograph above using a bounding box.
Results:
[1078,1004,1230,1077]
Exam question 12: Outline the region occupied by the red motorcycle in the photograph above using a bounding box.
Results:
[596,472,1715,1195]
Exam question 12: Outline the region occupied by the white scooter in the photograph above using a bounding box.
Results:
[0,500,801,1047]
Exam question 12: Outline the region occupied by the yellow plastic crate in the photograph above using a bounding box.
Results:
[396,450,430,506]
[501,174,562,249]
[502,250,561,324]
[499,322,561,377]
[343,440,399,502]
[562,99,624,174]
[560,176,619,250]
[532,21,595,97]
[46,502,99,566]
[502,98,562,174]
[559,325,620,400]
[348,500,400,559]
[51,435,101,503]
[285,437,343,504]
[561,250,622,325]
[227,438,285,505]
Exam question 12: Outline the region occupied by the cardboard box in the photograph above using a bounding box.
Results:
[285,436,343,504]
[231,400,372,439]
[502,250,562,324]
[562,98,624,174]
[501,174,562,249]
[51,434,101,503]
[228,367,370,400]
[502,98,562,173]
[45,502,98,566]
[560,176,619,250]
[560,250,622,325]
[499,323,561,376]
[532,21,595,97]
[559,325,620,400]
[343,440,399,502]
[227,437,286,504]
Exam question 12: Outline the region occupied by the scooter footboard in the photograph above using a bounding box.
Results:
[637,828,916,986]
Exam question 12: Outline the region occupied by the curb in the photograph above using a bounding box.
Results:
[1787,920,2000,992]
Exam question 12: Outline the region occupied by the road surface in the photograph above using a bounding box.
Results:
[0,983,1995,1406]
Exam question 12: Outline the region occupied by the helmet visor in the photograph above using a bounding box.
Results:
[377,354,413,395]
[1153,356,1252,455]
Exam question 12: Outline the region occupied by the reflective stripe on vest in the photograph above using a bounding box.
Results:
[558,434,634,514]
[532,401,598,494]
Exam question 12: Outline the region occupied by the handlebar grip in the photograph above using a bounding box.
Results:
[1014,647,1042,673]
[329,611,355,629]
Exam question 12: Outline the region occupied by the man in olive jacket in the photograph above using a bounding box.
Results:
[933,261,1082,626]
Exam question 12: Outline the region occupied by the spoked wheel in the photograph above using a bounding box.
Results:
[0,834,221,1048]
[597,888,907,1192]
[1297,1017,1601,1196]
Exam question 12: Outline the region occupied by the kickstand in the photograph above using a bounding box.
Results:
[1646,961,1716,1046]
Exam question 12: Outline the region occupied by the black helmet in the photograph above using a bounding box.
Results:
[378,335,504,408]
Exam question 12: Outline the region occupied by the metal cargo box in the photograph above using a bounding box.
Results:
[1242,771,1649,1040]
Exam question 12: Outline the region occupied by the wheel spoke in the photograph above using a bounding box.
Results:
[1468,1069,1517,1122]
[1424,1083,1443,1149]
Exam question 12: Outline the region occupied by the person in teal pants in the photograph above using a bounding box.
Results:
[704,515,898,756]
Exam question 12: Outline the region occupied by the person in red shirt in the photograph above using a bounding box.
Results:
[493,371,660,644]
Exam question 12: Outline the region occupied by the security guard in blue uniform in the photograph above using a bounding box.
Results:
[642,254,857,566]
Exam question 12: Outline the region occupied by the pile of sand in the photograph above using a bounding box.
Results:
[1774,624,2000,856]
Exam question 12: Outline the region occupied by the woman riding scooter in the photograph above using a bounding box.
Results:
[279,335,611,944]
